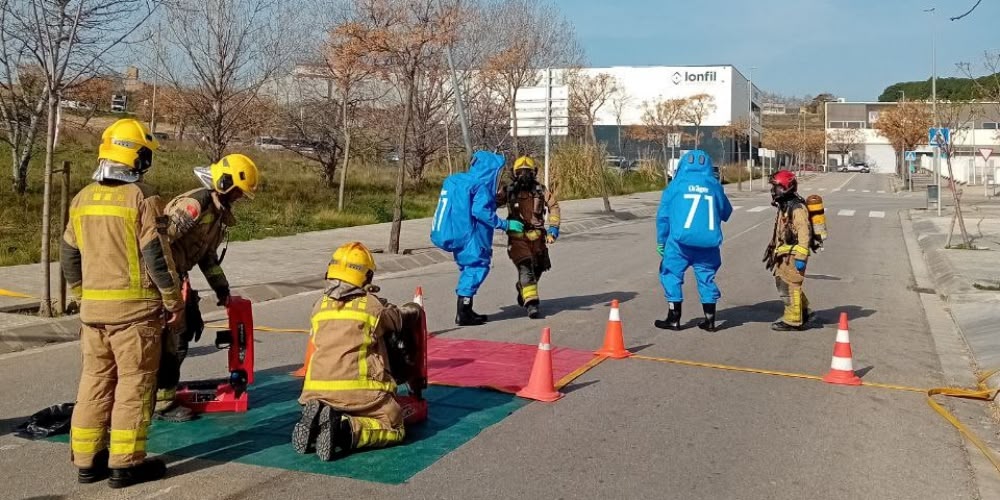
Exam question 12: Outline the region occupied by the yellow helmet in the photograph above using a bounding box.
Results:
[98,119,159,173]
[206,154,260,199]
[325,242,377,287]
[513,156,536,172]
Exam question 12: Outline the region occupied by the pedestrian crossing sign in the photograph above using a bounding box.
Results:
[928,127,950,146]
[905,151,917,162]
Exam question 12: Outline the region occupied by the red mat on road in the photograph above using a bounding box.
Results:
[427,336,603,394]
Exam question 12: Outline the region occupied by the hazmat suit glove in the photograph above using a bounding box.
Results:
[656,243,665,256]
[794,259,807,273]
[507,220,524,233]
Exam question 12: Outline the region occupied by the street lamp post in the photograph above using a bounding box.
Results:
[748,66,756,192]
[924,7,941,215]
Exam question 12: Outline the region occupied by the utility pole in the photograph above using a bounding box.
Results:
[439,0,472,161]
[748,66,756,191]
[924,7,941,215]
[149,22,161,133]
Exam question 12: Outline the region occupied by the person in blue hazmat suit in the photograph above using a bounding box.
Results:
[654,150,733,332]
[430,151,524,326]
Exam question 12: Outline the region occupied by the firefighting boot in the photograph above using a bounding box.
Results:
[315,405,353,462]
[108,458,167,489]
[292,400,323,454]
[77,449,109,484]
[516,283,524,307]
[654,302,683,330]
[771,320,805,332]
[525,300,540,319]
[455,296,487,326]
[698,303,717,332]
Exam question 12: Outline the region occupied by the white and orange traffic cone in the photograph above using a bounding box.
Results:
[822,312,862,386]
[290,336,316,378]
[516,328,563,402]
[413,286,424,307]
[595,300,631,359]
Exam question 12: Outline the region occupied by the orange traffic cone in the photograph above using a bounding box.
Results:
[290,336,316,378]
[516,328,563,402]
[595,299,631,359]
[413,286,424,307]
[822,312,862,386]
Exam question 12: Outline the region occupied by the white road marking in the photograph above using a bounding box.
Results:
[869,211,886,218]
[831,188,841,192]
[862,189,871,193]
[877,190,886,194]
[732,206,743,211]
[833,173,859,191]
[847,189,857,192]
[747,206,770,213]
[838,209,856,216]
[818,188,827,191]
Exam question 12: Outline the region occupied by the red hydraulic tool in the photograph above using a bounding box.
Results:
[176,296,255,413]
[397,306,428,425]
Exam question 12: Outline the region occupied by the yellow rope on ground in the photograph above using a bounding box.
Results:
[0,288,35,299]
[631,354,1000,475]
[204,322,309,334]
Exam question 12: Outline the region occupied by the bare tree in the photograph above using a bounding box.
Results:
[682,93,716,148]
[874,100,933,176]
[937,100,975,248]
[568,70,618,212]
[481,0,581,156]
[63,75,115,127]
[154,0,301,162]
[636,97,687,170]
[7,0,157,316]
[336,0,457,253]
[958,51,1000,120]
[718,117,751,189]
[826,127,863,169]
[610,88,632,154]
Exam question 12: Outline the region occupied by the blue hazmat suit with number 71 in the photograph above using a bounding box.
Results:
[655,150,733,331]
[430,151,518,326]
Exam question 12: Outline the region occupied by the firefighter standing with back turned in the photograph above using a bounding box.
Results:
[61,119,182,489]
[501,155,560,319]
[764,170,816,331]
[153,154,260,422]
[292,242,425,461]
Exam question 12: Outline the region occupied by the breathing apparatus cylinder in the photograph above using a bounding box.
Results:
[806,194,827,241]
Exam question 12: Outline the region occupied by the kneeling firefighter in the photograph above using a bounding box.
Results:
[154,154,260,422]
[764,170,820,331]
[502,156,560,319]
[292,242,424,461]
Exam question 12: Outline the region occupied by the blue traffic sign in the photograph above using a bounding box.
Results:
[905,151,917,162]
[928,127,950,146]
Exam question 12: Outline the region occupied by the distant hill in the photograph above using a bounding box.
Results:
[878,74,998,102]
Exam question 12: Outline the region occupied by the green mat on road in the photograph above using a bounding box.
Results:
[51,372,527,484]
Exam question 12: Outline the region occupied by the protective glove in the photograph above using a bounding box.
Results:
[507,219,524,233]
[656,243,665,256]
[546,226,560,244]
[794,260,807,273]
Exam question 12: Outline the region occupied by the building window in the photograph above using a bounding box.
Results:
[984,122,999,130]
[830,121,865,129]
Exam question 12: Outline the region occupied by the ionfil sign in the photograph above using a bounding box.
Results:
[671,70,719,85]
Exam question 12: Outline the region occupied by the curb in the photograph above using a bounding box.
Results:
[0,206,657,354]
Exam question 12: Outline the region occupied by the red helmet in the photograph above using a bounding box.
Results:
[769,170,798,203]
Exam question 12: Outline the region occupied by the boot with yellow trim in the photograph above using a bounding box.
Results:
[153,388,194,422]
[108,458,166,489]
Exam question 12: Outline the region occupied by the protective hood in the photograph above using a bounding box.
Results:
[675,150,714,179]
[468,150,506,191]
[92,159,140,184]
[194,166,214,191]
[323,279,381,301]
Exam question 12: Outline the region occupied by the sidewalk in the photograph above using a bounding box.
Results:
[0,191,665,353]
[907,186,1000,370]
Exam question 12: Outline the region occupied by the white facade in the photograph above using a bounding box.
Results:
[568,65,760,134]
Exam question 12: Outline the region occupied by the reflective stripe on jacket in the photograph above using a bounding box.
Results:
[300,292,403,411]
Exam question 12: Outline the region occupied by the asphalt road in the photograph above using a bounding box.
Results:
[0,173,984,499]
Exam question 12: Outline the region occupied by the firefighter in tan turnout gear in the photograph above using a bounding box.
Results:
[764,170,817,331]
[154,154,260,422]
[292,242,425,461]
[501,155,561,319]
[61,119,181,489]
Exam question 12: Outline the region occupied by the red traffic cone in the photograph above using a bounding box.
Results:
[290,336,316,378]
[516,328,563,402]
[413,286,424,307]
[822,312,862,386]
[595,300,631,359]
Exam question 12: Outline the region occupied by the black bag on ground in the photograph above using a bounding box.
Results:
[15,402,75,439]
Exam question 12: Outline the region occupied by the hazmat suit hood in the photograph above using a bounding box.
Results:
[674,150,716,182]
[468,150,506,193]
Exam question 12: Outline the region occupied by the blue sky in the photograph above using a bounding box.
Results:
[551,0,1000,101]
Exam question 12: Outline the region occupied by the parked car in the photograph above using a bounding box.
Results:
[605,155,636,172]
[254,136,286,151]
[839,163,870,173]
[152,132,170,141]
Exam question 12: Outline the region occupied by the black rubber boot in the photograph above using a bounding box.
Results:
[153,404,195,423]
[526,301,540,319]
[108,458,166,489]
[78,449,109,484]
[654,302,683,330]
[698,303,717,332]
[292,400,322,454]
[455,296,487,326]
[315,405,352,462]
[771,320,805,332]
[516,283,524,307]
